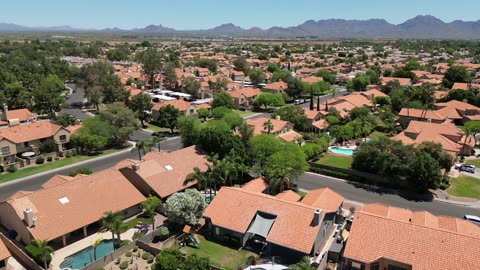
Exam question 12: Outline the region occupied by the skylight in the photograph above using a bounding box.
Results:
[58,197,70,204]
[164,165,173,171]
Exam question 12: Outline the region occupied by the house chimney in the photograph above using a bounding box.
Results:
[275,115,281,121]
[313,209,322,226]
[463,99,468,103]
[0,103,7,121]
[132,163,140,171]
[23,208,35,227]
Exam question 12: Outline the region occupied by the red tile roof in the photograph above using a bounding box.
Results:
[245,117,291,135]
[2,169,145,241]
[204,187,341,254]
[152,99,192,112]
[6,108,33,122]
[0,122,65,143]
[227,87,260,99]
[275,190,301,202]
[380,77,411,86]
[241,177,268,193]
[344,204,480,270]
[301,188,344,212]
[278,130,302,142]
[121,146,209,199]
[0,236,10,261]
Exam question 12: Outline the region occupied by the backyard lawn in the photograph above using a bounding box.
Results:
[182,234,256,270]
[233,110,256,118]
[124,217,152,229]
[0,144,131,183]
[368,131,388,140]
[447,175,480,199]
[145,123,177,133]
[316,153,352,169]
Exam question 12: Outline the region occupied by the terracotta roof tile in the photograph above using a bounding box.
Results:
[0,236,10,261]
[275,190,301,202]
[152,99,192,112]
[203,187,333,254]
[6,108,33,122]
[2,169,145,241]
[241,177,268,193]
[245,117,291,135]
[122,146,209,199]
[278,130,302,142]
[344,204,480,269]
[0,122,64,143]
[301,188,344,212]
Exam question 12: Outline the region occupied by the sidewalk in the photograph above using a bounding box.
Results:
[0,144,135,189]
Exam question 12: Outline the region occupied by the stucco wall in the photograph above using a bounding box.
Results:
[0,203,32,245]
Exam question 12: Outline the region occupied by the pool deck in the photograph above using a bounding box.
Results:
[50,229,136,270]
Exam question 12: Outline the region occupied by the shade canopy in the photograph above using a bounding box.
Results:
[246,212,276,238]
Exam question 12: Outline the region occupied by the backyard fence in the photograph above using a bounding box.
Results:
[79,241,136,270]
[0,233,44,270]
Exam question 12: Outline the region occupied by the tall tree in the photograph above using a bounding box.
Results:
[156,104,180,133]
[263,119,274,134]
[164,189,207,225]
[99,102,140,146]
[182,77,201,98]
[163,63,178,90]
[137,48,163,89]
[141,195,161,230]
[92,237,103,260]
[212,92,235,109]
[128,93,153,127]
[248,69,266,85]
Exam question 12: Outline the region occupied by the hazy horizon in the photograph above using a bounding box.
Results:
[2,0,479,30]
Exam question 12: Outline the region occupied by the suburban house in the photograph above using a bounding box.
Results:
[0,122,72,169]
[245,116,294,136]
[433,100,480,123]
[263,81,288,94]
[0,169,145,246]
[0,237,10,270]
[325,90,385,118]
[0,105,35,127]
[301,76,323,85]
[203,185,344,260]
[380,77,412,87]
[343,203,480,270]
[397,108,446,127]
[451,82,480,90]
[304,108,330,132]
[231,71,245,81]
[392,120,474,157]
[151,99,211,120]
[118,146,208,203]
[226,87,261,108]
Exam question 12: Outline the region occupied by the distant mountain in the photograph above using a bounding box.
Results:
[131,24,176,33]
[2,16,480,39]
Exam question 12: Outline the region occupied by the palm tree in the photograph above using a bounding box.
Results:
[135,140,146,160]
[184,165,218,198]
[151,136,165,151]
[265,166,292,195]
[140,195,161,230]
[31,239,54,270]
[92,237,103,261]
[263,119,274,134]
[100,211,120,241]
[111,217,128,244]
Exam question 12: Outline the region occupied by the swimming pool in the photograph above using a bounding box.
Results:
[60,239,114,269]
[329,146,355,156]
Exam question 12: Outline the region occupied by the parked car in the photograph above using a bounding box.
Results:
[459,164,476,173]
[454,163,462,170]
[151,131,163,137]
[294,99,306,105]
[464,214,480,225]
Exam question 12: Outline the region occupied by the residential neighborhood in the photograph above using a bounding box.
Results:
[1,2,480,270]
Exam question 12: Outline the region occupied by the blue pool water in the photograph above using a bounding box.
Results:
[60,240,114,269]
[330,146,355,156]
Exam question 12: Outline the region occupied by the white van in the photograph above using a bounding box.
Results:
[464,214,480,225]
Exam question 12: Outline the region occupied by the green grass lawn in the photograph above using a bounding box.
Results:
[182,235,256,270]
[232,110,256,118]
[0,144,131,183]
[464,159,480,168]
[447,175,480,199]
[368,131,388,140]
[145,123,177,133]
[124,217,152,230]
[295,190,307,198]
[316,153,352,169]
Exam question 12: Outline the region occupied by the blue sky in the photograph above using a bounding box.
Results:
[3,0,479,29]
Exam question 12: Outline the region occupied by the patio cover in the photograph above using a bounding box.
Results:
[246,212,276,238]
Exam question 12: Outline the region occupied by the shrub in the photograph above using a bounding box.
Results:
[35,157,45,164]
[69,167,93,177]
[7,165,17,173]
[66,152,72,158]
[142,252,152,260]
[132,232,145,240]
[119,240,130,248]
[46,156,53,162]
[126,251,132,257]
[119,261,129,270]
[147,256,154,264]
[25,244,52,266]
[132,246,138,252]
[159,227,169,240]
